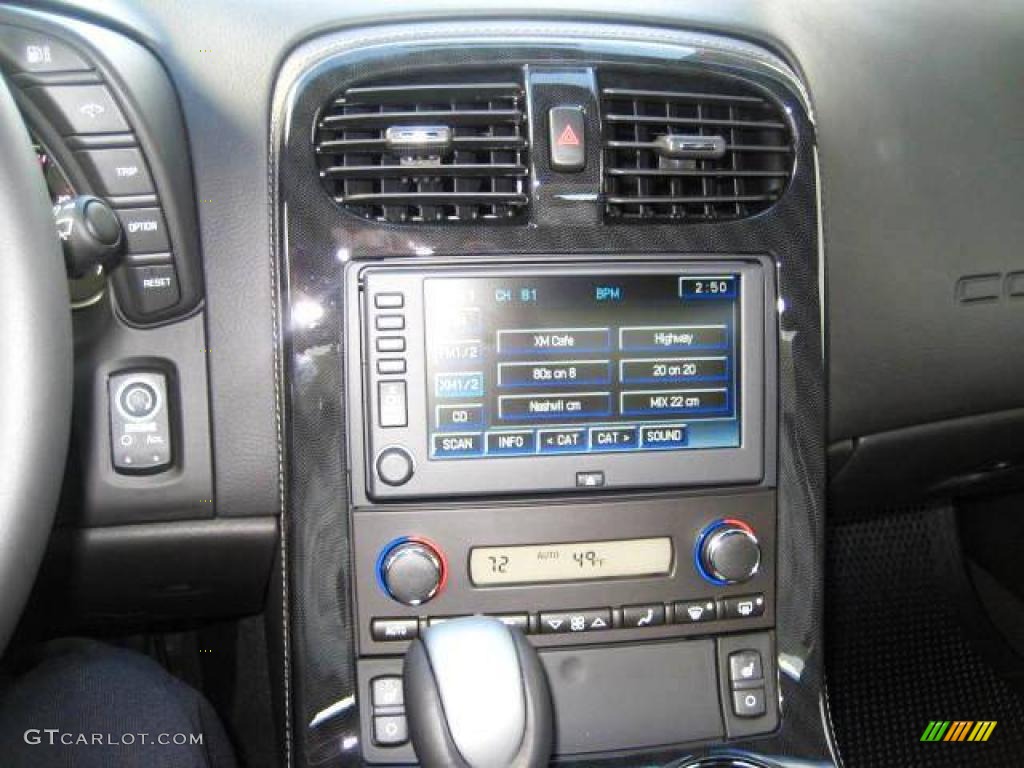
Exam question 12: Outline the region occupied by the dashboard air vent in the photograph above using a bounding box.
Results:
[315,73,529,223]
[600,72,793,222]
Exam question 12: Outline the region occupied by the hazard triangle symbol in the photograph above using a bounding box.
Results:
[557,123,581,146]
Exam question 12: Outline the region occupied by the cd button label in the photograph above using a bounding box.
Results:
[436,404,484,430]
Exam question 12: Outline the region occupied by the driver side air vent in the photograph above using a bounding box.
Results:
[314,73,529,223]
[600,71,793,222]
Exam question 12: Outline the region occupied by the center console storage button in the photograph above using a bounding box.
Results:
[539,608,611,635]
[621,604,666,628]
[673,599,718,624]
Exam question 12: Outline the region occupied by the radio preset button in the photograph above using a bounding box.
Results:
[486,431,535,455]
[619,325,728,352]
[436,404,484,430]
[376,337,406,353]
[499,393,610,421]
[640,425,689,450]
[537,428,588,454]
[376,447,414,486]
[431,432,484,458]
[496,328,609,355]
[622,389,728,417]
[374,292,404,309]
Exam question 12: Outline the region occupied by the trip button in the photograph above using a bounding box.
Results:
[116,208,169,253]
[28,85,128,135]
[539,608,611,634]
[0,27,90,73]
[548,105,586,172]
[77,148,154,197]
[123,263,180,315]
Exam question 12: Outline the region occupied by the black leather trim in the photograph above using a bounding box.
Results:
[0,73,72,652]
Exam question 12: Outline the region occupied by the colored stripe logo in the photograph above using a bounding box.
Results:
[921,721,997,742]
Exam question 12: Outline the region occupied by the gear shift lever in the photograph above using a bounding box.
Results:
[403,616,553,768]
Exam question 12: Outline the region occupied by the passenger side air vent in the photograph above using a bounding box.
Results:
[314,73,529,223]
[600,72,793,222]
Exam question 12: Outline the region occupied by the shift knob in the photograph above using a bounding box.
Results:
[403,616,553,768]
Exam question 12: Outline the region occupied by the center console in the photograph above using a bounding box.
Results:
[273,19,831,768]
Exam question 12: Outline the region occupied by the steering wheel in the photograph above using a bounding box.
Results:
[0,74,73,653]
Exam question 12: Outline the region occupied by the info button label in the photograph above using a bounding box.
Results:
[486,431,535,455]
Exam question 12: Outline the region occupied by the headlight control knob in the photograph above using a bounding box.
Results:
[697,519,761,585]
[378,537,447,606]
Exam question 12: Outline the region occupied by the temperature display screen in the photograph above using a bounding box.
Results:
[469,537,673,586]
[423,273,742,460]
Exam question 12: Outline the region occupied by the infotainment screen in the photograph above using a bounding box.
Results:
[423,273,742,460]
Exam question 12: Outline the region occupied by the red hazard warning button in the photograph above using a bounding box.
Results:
[549,105,585,172]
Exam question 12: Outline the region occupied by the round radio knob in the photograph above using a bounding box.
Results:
[379,538,446,606]
[376,447,414,487]
[698,519,761,585]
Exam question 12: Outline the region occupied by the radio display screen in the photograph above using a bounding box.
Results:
[423,273,742,460]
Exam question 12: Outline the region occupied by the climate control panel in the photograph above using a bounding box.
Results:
[354,490,776,654]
